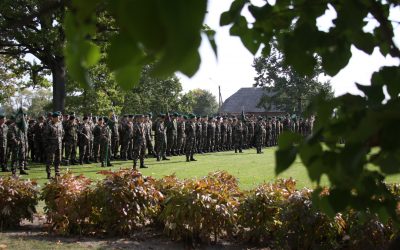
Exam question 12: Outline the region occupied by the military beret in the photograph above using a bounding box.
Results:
[135,114,143,118]
[52,112,60,117]
[258,116,263,121]
[268,117,272,120]
[47,112,52,116]
[103,116,109,122]
[148,112,153,117]
[123,114,128,118]
[183,115,188,119]
[70,112,76,116]
[98,117,103,121]
[188,114,196,119]
[208,117,213,121]
[69,115,75,120]
[202,115,208,118]
[0,114,5,119]
[128,114,134,118]
[173,112,179,117]
[83,116,89,120]
[9,115,15,120]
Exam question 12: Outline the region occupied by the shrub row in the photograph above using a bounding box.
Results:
[1,171,399,248]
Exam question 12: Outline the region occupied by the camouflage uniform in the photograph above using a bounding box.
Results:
[0,122,9,171]
[145,117,154,156]
[207,119,216,152]
[177,117,186,155]
[78,120,91,164]
[227,120,233,150]
[93,122,112,167]
[43,120,64,178]
[64,119,78,165]
[232,121,244,153]
[120,119,133,160]
[27,121,35,161]
[195,118,202,153]
[155,118,168,161]
[201,119,208,152]
[247,120,255,148]
[185,118,197,161]
[254,119,264,153]
[7,123,27,175]
[214,119,221,151]
[220,120,228,151]
[33,120,45,163]
[166,117,178,156]
[132,119,147,168]
[110,119,119,159]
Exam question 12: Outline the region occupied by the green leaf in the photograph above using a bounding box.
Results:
[107,34,144,71]
[275,146,297,175]
[114,63,141,90]
[355,83,384,105]
[81,41,101,67]
[204,28,218,58]
[320,40,352,76]
[277,132,303,150]
[371,66,400,98]
[220,0,247,26]
[152,0,207,77]
[328,188,351,212]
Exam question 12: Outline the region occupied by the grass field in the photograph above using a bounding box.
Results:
[1,146,400,190]
[1,147,325,190]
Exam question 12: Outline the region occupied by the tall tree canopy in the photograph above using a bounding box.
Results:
[253,45,333,114]
[0,0,68,111]
[181,89,219,116]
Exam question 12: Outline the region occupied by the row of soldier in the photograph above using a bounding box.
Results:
[0,111,314,178]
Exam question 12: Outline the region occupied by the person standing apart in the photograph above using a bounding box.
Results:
[43,112,63,179]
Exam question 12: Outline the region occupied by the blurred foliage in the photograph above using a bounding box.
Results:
[221,0,400,222]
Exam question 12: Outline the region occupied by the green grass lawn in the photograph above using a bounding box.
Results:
[0,148,400,189]
[2,146,400,190]
[0,147,323,190]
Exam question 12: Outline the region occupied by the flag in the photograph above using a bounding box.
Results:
[240,107,246,122]
[15,107,27,133]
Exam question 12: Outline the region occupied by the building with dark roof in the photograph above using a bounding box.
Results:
[219,87,284,116]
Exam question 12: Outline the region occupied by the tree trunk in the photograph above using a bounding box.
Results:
[52,59,66,112]
[297,97,302,116]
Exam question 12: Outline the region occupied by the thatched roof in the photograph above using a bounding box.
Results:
[220,87,279,114]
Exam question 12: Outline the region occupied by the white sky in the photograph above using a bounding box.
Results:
[178,0,400,101]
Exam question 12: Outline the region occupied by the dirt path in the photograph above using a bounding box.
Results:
[0,215,261,250]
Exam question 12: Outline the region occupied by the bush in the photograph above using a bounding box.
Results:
[89,169,164,236]
[0,177,39,230]
[41,172,93,235]
[158,171,242,244]
[342,210,395,250]
[237,178,296,245]
[274,188,344,249]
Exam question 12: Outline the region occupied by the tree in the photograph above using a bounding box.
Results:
[221,0,400,221]
[122,65,184,115]
[65,60,125,116]
[0,0,70,111]
[253,45,333,114]
[181,89,218,116]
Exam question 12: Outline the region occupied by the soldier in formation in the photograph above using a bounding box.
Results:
[0,109,314,178]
